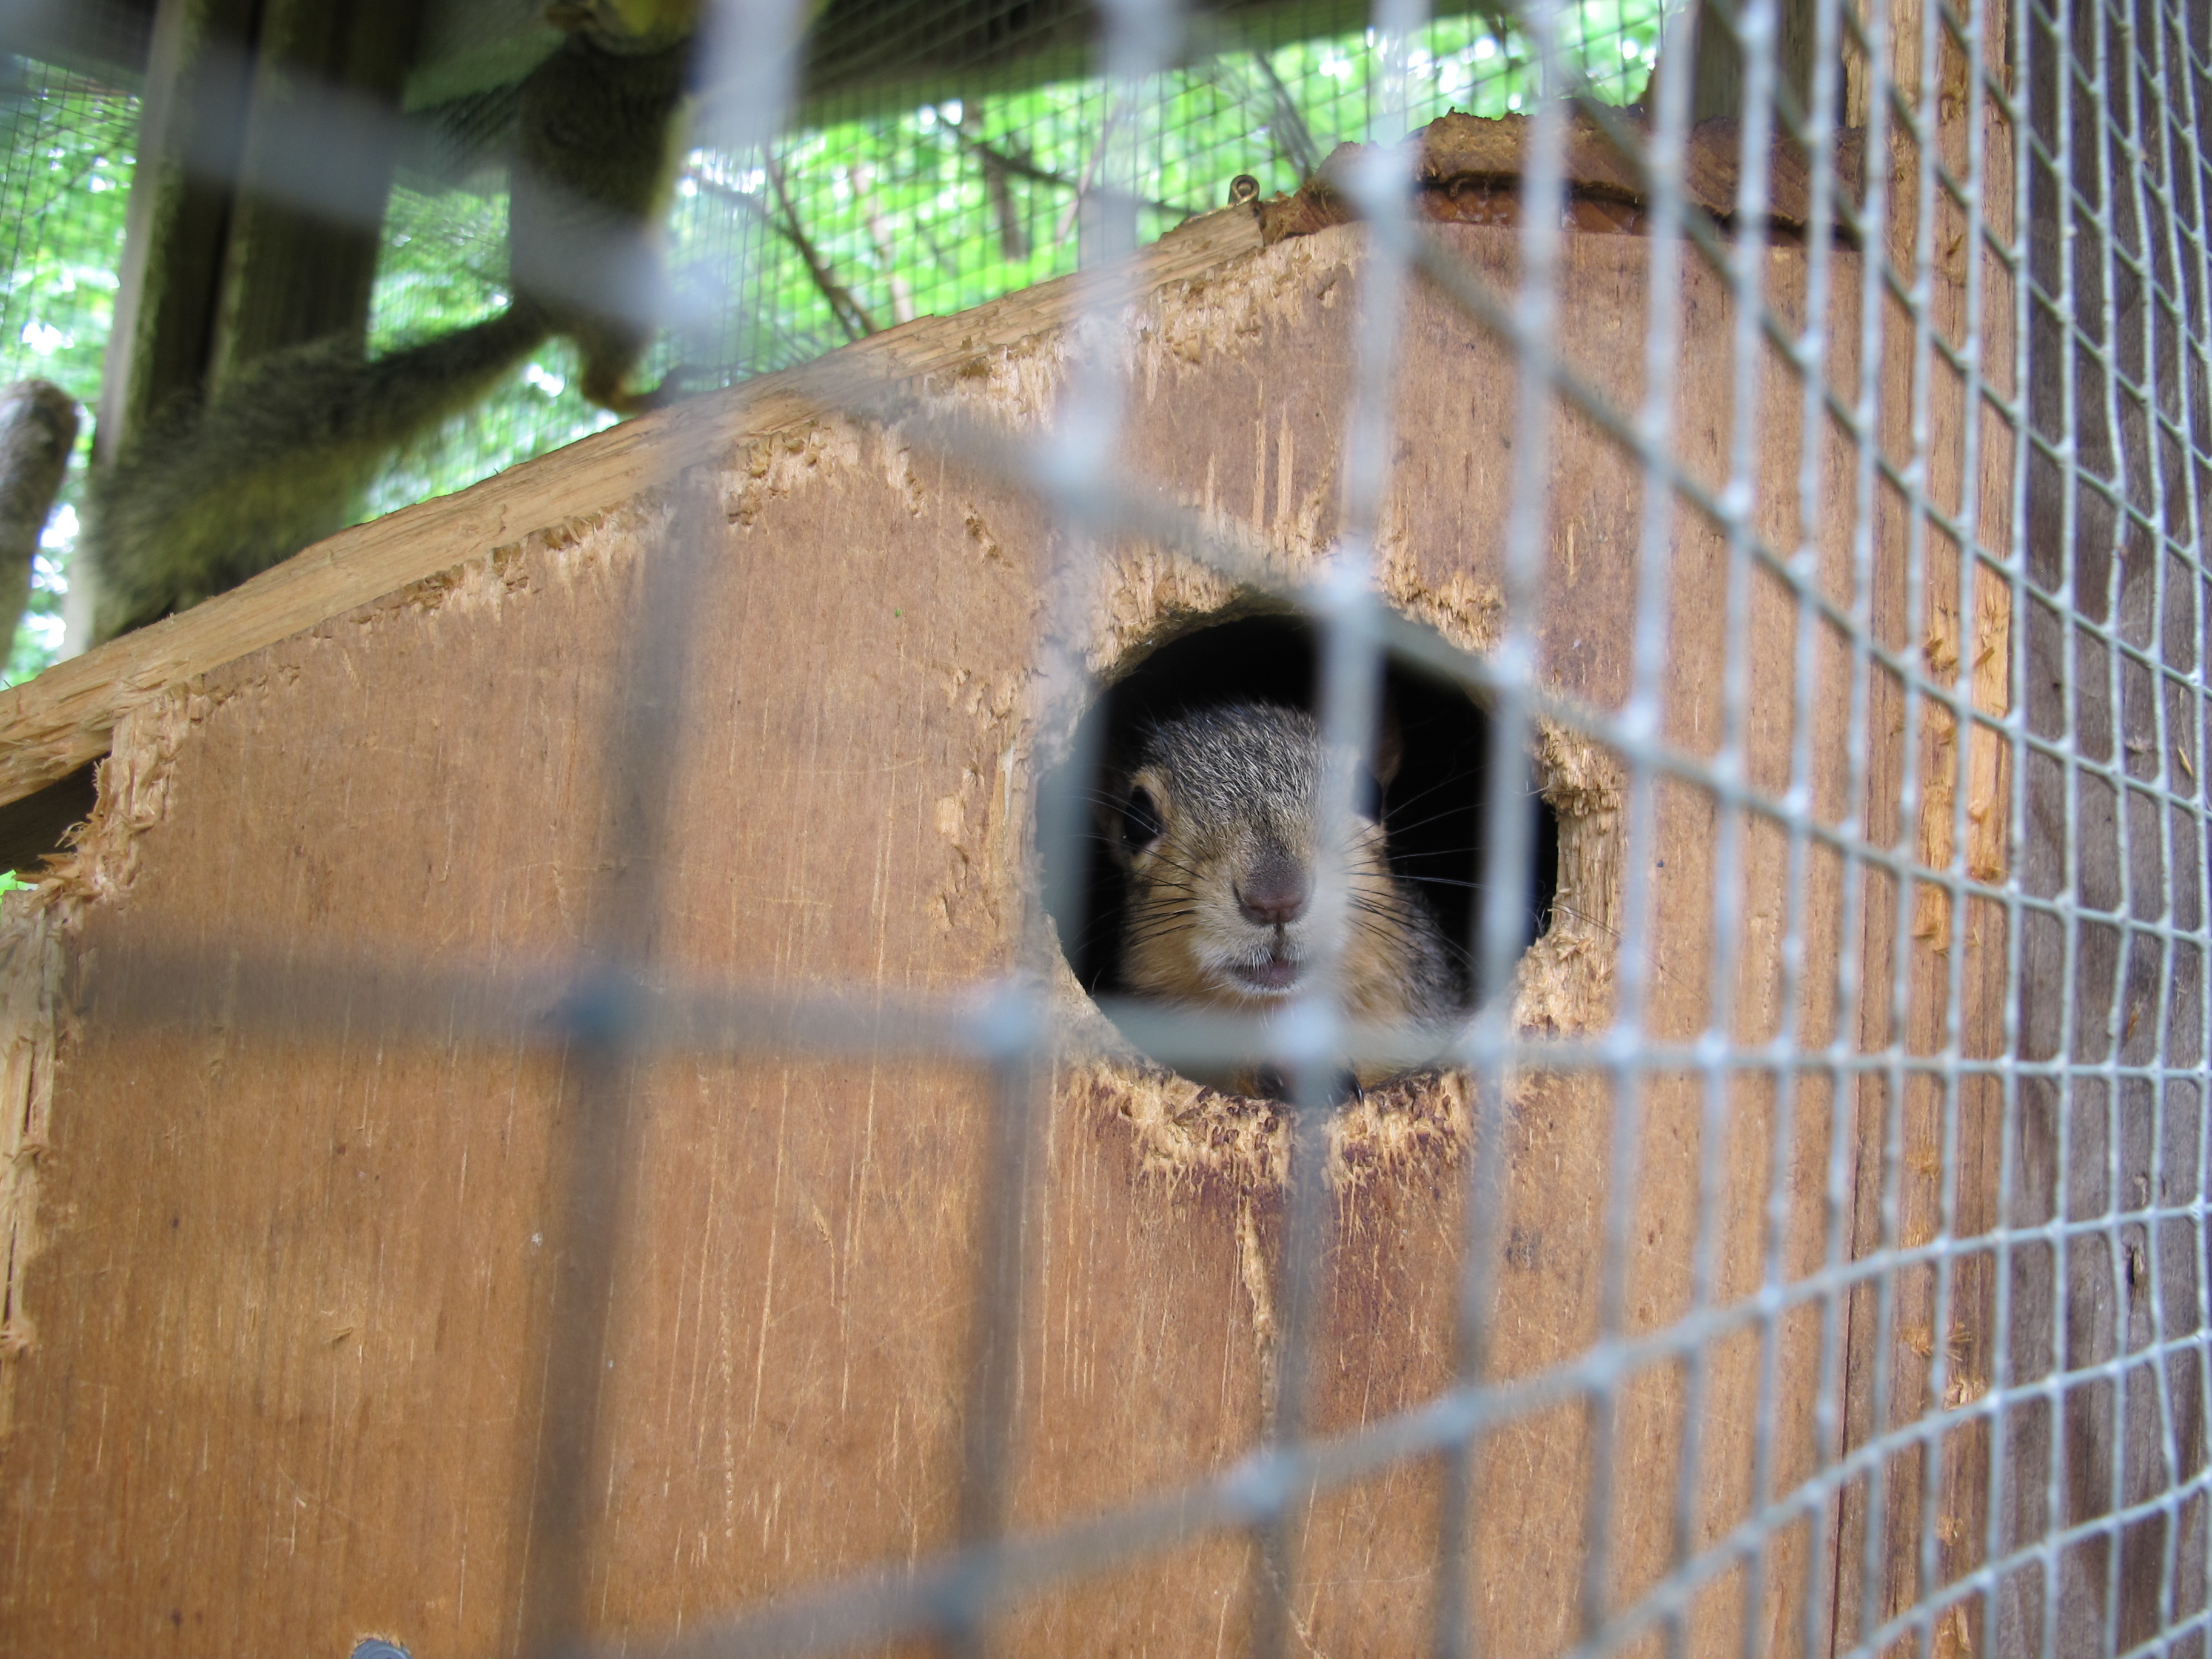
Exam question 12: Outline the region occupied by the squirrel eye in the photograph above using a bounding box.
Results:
[1121,785,1164,853]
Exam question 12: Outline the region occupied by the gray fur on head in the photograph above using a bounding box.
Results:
[1106,699,1460,1085]
[1127,702,1336,850]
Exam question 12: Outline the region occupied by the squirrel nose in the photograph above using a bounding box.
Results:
[1235,854,1310,927]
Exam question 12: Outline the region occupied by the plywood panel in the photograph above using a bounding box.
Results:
[1829,0,2019,1647]
[0,220,1872,1657]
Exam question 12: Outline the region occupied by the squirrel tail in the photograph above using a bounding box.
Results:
[86,304,554,641]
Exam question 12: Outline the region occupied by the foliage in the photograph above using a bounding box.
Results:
[668,0,1661,375]
[0,64,135,683]
[363,183,617,518]
[0,0,1663,682]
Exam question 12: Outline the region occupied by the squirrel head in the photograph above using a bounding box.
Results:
[1107,701,1415,1014]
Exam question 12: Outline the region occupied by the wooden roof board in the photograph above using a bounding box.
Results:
[0,201,1268,816]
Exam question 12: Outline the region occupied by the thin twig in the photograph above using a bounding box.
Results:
[947,121,1195,221]
[1249,50,1322,177]
[687,166,889,338]
[763,153,877,342]
[1054,96,1128,247]
[976,145,1031,261]
[849,161,916,324]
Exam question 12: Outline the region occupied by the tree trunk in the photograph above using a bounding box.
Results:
[0,382,79,668]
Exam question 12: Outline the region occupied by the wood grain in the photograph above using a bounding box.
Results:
[0,202,1267,813]
[0,213,1882,1658]
[1998,0,2205,1647]
[1826,0,2020,1650]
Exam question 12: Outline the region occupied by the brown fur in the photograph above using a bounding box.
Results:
[1106,702,1458,1094]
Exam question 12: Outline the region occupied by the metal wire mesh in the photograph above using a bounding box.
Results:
[0,0,2206,1651]
[364,0,1672,517]
[0,57,132,677]
[0,1,1669,678]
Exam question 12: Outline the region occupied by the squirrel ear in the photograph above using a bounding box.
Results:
[1372,702,1405,789]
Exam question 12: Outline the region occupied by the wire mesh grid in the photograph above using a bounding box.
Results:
[361,0,1671,527]
[0,0,2205,1649]
[0,57,132,675]
[0,1,1668,679]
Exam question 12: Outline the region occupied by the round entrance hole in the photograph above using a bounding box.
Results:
[1044,610,1560,1084]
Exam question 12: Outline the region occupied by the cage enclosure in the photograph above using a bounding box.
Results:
[0,0,2193,1650]
[0,110,2020,1655]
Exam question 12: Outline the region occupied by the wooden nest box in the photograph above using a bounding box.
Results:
[0,113,2013,1658]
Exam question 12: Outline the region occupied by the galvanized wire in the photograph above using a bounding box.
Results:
[10,0,2212,1647]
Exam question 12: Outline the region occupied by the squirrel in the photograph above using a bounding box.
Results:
[84,0,702,642]
[1103,699,1461,1096]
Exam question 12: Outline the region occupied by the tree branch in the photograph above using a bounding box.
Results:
[764,155,878,343]
[945,121,1198,222]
